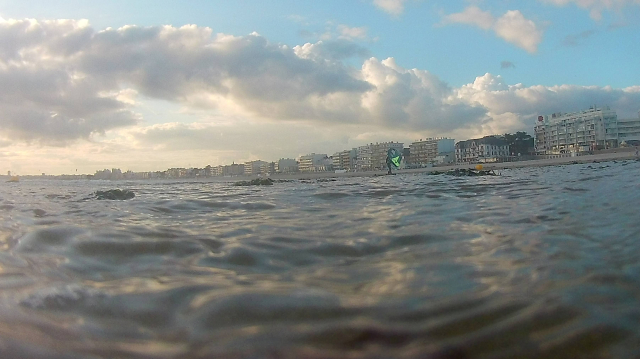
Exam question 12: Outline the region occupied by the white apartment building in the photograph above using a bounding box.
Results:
[299,153,330,172]
[408,138,455,167]
[276,158,298,173]
[332,149,357,171]
[534,106,618,154]
[244,160,268,176]
[356,145,372,171]
[355,142,404,171]
[455,136,509,163]
[371,142,404,170]
[617,110,640,146]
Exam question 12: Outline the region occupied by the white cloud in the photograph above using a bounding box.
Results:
[441,6,495,30]
[0,18,488,147]
[337,25,368,40]
[455,73,640,134]
[372,0,407,16]
[441,7,544,53]
[0,19,374,143]
[360,57,488,131]
[1,16,639,174]
[493,11,544,53]
[293,40,370,62]
[539,0,640,20]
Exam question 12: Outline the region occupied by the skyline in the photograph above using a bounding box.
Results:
[1,0,640,175]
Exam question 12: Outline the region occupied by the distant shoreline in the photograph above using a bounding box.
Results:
[4,149,637,182]
[268,149,639,181]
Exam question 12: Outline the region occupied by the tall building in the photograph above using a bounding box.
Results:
[299,153,330,172]
[355,145,372,171]
[370,142,404,170]
[332,149,357,171]
[354,142,405,171]
[408,138,455,167]
[617,110,640,146]
[534,106,618,154]
[244,160,267,175]
[217,163,244,176]
[276,158,298,173]
[455,136,509,163]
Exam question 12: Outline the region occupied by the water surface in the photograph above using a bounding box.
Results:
[1,160,640,358]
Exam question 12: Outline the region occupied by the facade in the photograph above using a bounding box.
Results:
[218,163,244,176]
[455,136,509,163]
[299,153,330,172]
[356,145,372,171]
[534,106,618,154]
[370,142,404,170]
[260,162,276,176]
[408,138,455,167]
[332,149,358,171]
[244,160,267,176]
[355,142,405,171]
[617,111,640,146]
[276,158,298,173]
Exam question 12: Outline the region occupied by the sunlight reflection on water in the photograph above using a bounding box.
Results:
[1,160,639,358]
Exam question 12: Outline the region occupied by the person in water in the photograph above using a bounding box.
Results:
[386,148,402,174]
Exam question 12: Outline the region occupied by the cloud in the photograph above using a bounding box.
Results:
[562,29,597,46]
[1,17,492,147]
[456,73,640,135]
[360,57,489,131]
[539,0,640,20]
[441,7,544,53]
[501,61,516,69]
[2,16,638,172]
[0,19,375,143]
[441,6,495,30]
[372,0,408,16]
[293,40,370,62]
[494,11,544,53]
[337,25,368,40]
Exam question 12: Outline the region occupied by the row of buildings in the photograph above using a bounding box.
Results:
[90,106,639,179]
[533,106,640,154]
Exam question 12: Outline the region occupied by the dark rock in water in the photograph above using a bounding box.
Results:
[429,168,498,177]
[233,178,274,186]
[94,189,135,200]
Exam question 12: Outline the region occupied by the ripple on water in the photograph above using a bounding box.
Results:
[149,199,275,213]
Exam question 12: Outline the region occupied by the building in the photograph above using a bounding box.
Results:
[370,142,404,170]
[299,153,330,172]
[408,138,455,167]
[332,149,357,171]
[355,145,372,171]
[276,158,298,173]
[260,162,276,176]
[617,110,640,146]
[216,163,244,176]
[534,106,618,154]
[455,136,509,163]
[244,160,268,176]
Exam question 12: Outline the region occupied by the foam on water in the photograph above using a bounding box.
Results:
[1,160,640,358]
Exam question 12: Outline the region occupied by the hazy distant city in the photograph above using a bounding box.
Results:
[6,106,639,180]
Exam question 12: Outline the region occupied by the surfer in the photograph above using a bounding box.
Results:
[386,148,402,174]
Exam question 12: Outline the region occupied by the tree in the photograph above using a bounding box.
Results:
[503,132,534,156]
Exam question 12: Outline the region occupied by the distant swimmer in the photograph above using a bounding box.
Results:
[386,148,402,175]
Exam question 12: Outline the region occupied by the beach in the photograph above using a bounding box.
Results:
[268,147,639,181]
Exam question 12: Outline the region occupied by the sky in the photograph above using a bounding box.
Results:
[1,0,639,175]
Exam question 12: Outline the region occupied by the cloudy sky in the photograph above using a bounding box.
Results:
[1,0,639,175]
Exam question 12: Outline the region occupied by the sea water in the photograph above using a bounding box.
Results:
[1,160,640,358]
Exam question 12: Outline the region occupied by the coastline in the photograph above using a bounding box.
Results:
[267,149,639,181]
[4,149,637,183]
